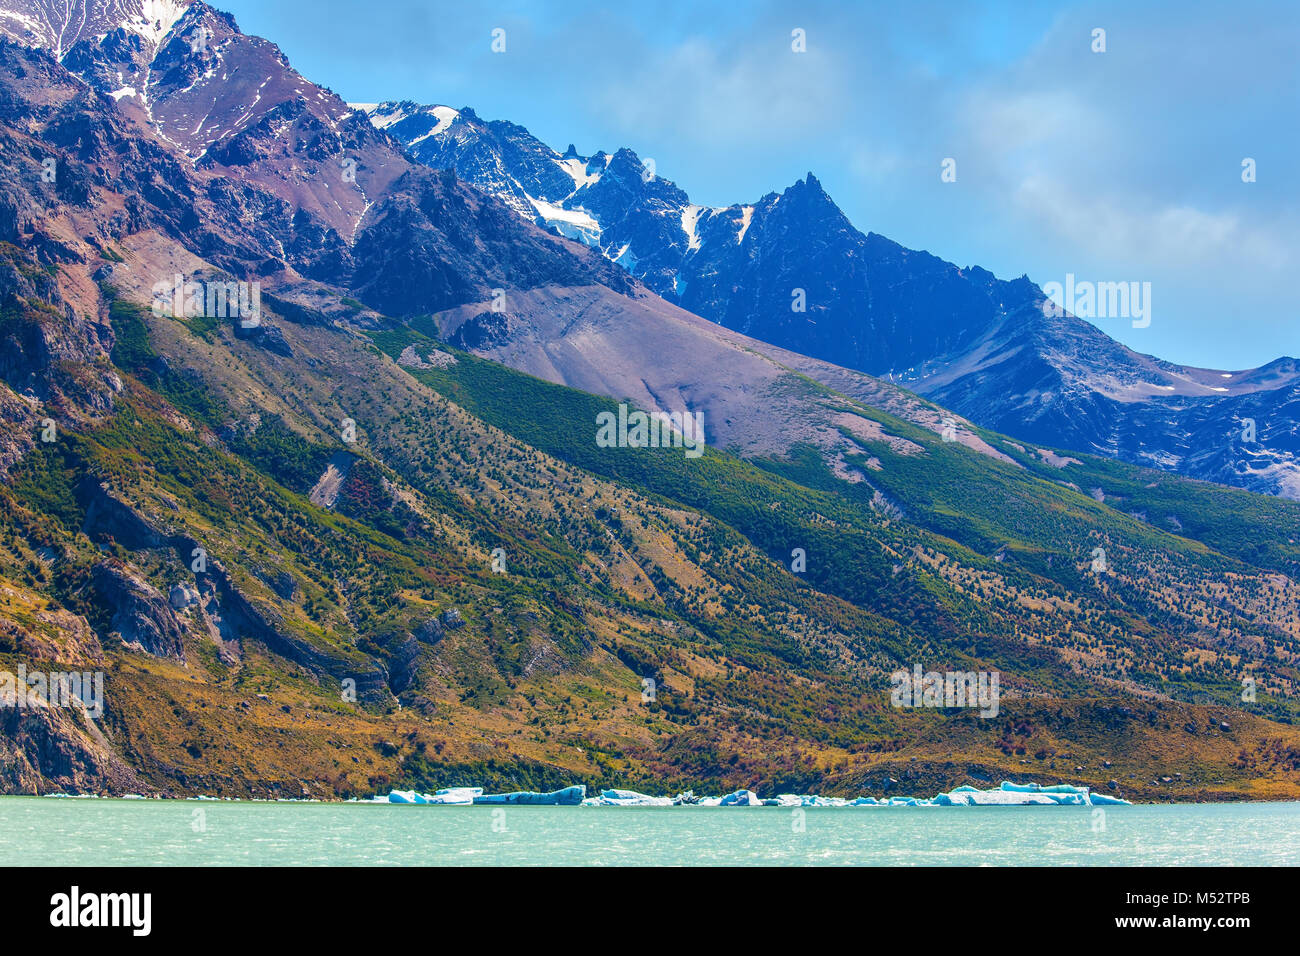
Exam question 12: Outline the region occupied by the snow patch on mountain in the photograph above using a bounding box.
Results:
[736,206,754,243]
[409,105,459,143]
[612,243,638,270]
[528,196,601,244]
[0,9,40,37]
[123,0,188,47]
[555,156,601,191]
[353,101,411,129]
[46,0,185,55]
[354,102,460,143]
[0,0,190,56]
[1240,455,1300,500]
[681,205,705,252]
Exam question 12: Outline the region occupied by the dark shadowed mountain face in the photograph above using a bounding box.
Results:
[350,166,634,317]
[363,100,1300,501]
[359,103,1044,373]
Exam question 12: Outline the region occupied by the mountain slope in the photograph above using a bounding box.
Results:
[0,0,189,58]
[1,4,1299,802]
[363,100,1300,501]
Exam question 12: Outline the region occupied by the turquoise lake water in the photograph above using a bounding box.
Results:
[4,798,1298,865]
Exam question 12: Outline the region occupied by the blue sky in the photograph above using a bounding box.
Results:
[219,0,1298,369]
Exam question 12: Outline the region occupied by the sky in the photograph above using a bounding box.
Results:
[218,0,1299,369]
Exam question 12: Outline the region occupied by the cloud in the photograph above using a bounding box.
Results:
[1009,175,1290,271]
[593,32,849,147]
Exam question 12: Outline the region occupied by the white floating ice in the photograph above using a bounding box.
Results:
[376,780,1130,807]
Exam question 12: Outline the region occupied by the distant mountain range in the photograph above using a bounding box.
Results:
[3,0,1300,801]
[357,100,1300,501]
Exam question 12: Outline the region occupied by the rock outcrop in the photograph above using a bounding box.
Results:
[0,683,142,795]
[91,561,186,660]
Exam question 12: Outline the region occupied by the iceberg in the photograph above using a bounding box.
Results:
[1042,792,1090,806]
[998,781,1088,795]
[422,787,481,805]
[939,789,1061,806]
[372,779,1130,807]
[473,785,586,806]
[594,789,674,807]
[801,795,851,807]
[1088,793,1129,806]
[930,781,1131,806]
[385,787,481,805]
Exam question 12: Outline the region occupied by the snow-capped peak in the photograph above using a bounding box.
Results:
[351,102,410,128]
[355,101,460,140]
[409,106,460,143]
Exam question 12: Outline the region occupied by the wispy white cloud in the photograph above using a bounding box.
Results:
[593,32,850,147]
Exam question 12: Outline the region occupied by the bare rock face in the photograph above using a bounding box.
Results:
[168,582,200,610]
[383,633,422,693]
[3,606,104,668]
[0,685,142,795]
[78,477,167,550]
[0,233,118,478]
[308,451,355,509]
[91,561,186,660]
[243,320,292,357]
[412,618,444,645]
[396,345,431,369]
[349,167,633,318]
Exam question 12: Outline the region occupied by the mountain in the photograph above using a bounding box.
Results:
[2,2,1300,802]
[0,0,190,56]
[361,101,1300,501]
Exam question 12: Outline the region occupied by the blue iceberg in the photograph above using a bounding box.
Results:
[385,787,482,805]
[590,789,674,807]
[1088,792,1130,806]
[473,785,586,806]
[933,781,1129,806]
[375,778,1130,808]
